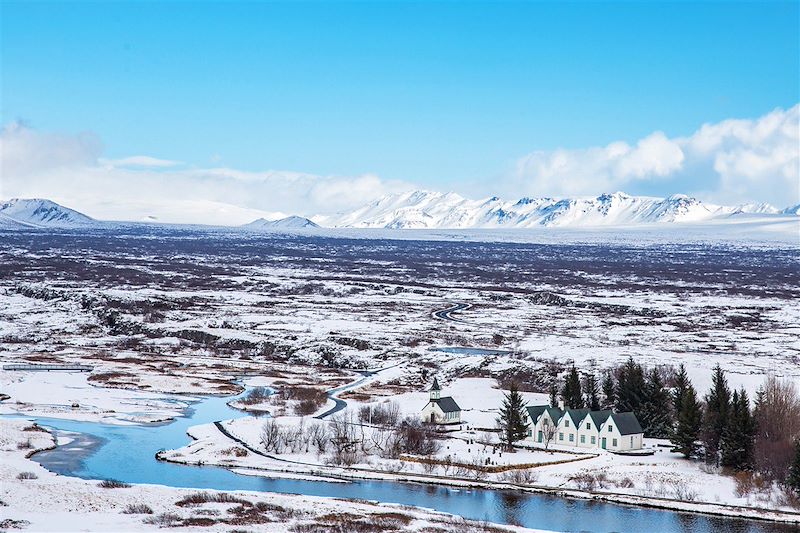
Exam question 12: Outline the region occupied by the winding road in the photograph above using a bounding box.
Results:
[314,362,403,420]
[431,302,471,323]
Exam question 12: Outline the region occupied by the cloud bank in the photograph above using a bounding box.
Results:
[511,104,799,207]
[1,105,797,225]
[0,123,411,225]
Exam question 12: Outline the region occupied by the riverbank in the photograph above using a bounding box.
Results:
[0,418,540,533]
[160,419,800,526]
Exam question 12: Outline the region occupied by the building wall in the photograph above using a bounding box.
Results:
[576,417,600,449]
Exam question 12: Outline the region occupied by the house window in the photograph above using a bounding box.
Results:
[569,434,574,442]
[527,429,532,437]
[586,423,590,429]
[580,435,585,444]
[612,438,618,447]
[559,433,564,441]
[608,425,613,432]
[565,420,570,428]
[591,436,596,444]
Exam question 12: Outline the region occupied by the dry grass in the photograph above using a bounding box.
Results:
[175,492,250,507]
[121,503,154,514]
[99,479,131,488]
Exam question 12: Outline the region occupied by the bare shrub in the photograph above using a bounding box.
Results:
[16,439,32,450]
[754,376,800,482]
[671,481,699,501]
[240,387,271,405]
[499,469,539,485]
[220,446,248,457]
[99,479,131,488]
[358,402,400,426]
[121,503,154,514]
[569,472,609,491]
[143,512,182,526]
[16,471,38,480]
[328,411,362,466]
[176,492,250,507]
[260,419,282,453]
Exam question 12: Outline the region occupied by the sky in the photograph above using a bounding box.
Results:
[1,1,798,223]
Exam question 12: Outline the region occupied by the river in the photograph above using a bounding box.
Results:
[12,390,796,533]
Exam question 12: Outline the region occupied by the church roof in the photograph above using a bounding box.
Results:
[433,396,460,413]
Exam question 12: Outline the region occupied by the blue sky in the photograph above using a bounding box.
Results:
[1,1,798,221]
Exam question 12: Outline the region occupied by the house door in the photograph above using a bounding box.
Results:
[601,438,607,449]
[537,431,543,443]
[430,413,435,424]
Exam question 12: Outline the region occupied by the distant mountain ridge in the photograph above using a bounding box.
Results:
[316,190,796,229]
[1,194,797,231]
[243,216,319,229]
[0,198,97,229]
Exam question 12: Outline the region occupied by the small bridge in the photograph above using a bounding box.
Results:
[3,363,94,372]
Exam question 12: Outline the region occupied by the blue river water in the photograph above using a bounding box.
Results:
[12,390,797,533]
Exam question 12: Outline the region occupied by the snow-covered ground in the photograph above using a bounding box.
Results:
[1,229,798,529]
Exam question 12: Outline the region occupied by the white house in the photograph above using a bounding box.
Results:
[420,378,461,425]
[575,410,612,449]
[523,405,563,445]
[555,408,590,447]
[521,405,643,451]
[597,412,644,451]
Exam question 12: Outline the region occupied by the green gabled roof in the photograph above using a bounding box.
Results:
[610,412,643,435]
[525,405,548,423]
[563,408,590,425]
[586,410,613,427]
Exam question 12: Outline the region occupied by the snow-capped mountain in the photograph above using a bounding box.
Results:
[0,198,97,229]
[242,215,319,230]
[782,204,800,215]
[317,191,795,229]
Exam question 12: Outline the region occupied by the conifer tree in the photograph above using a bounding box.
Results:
[497,382,529,450]
[548,383,558,408]
[703,364,731,465]
[672,364,691,419]
[584,372,601,411]
[640,368,672,438]
[670,382,702,458]
[601,372,615,410]
[615,357,646,415]
[786,440,800,495]
[561,366,584,409]
[721,388,756,470]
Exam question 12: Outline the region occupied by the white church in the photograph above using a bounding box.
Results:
[420,378,462,425]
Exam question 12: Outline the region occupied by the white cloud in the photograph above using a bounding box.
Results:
[512,105,799,206]
[100,155,183,168]
[0,123,412,224]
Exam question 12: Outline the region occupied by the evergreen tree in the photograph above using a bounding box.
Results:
[670,383,703,458]
[497,382,529,450]
[583,372,601,411]
[615,357,646,415]
[601,372,615,410]
[786,440,800,495]
[672,364,691,420]
[721,388,756,470]
[548,383,558,408]
[703,364,731,465]
[640,368,672,438]
[561,366,584,409]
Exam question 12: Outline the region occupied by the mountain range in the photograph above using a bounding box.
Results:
[1,193,797,231]
[314,191,797,229]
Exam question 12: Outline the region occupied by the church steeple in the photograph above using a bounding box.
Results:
[429,377,441,400]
